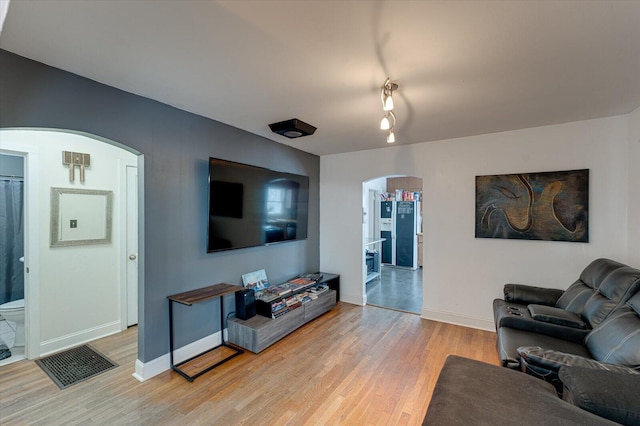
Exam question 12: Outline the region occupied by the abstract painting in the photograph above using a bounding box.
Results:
[475,169,589,242]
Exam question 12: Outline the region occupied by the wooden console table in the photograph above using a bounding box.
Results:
[167,283,243,382]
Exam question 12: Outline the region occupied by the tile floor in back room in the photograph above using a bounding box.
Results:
[0,318,24,366]
[366,265,422,314]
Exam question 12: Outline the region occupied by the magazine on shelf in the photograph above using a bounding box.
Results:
[253,272,330,308]
[271,299,287,312]
[241,269,270,291]
[272,308,290,318]
[287,277,315,286]
[310,284,329,295]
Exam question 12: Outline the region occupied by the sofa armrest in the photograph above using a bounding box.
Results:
[504,284,564,306]
[559,366,640,426]
[527,304,588,329]
[517,346,640,374]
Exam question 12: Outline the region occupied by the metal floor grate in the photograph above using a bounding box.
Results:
[35,345,118,389]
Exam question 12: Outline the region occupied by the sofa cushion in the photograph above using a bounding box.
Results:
[528,304,588,329]
[578,258,626,289]
[555,281,595,313]
[629,292,640,312]
[422,355,617,425]
[555,258,626,313]
[560,366,640,426]
[517,346,640,373]
[503,284,563,305]
[581,267,640,328]
[585,293,640,366]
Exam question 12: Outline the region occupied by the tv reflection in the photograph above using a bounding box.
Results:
[264,179,299,243]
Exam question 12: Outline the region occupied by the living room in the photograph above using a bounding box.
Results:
[0,1,639,424]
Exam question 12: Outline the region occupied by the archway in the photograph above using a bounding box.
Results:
[0,128,141,363]
[362,175,423,314]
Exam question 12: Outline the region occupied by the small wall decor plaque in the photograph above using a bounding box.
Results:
[475,169,589,242]
[62,151,91,182]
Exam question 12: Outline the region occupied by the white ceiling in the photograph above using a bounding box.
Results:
[1,0,639,156]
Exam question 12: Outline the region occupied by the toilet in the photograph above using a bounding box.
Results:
[0,299,25,347]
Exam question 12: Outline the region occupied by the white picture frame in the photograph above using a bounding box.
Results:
[241,269,270,291]
[50,187,113,247]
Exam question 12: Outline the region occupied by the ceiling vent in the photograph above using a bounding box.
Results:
[268,118,317,139]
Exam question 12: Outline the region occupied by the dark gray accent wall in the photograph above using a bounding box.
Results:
[0,49,320,362]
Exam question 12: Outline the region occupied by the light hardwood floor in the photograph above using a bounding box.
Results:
[0,303,499,425]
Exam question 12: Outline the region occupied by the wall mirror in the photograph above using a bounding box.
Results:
[50,187,113,247]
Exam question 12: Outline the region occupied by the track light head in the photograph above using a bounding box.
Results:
[381,78,398,111]
[380,115,390,130]
[383,94,394,111]
[387,130,395,143]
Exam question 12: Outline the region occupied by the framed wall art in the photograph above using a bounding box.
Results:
[475,169,589,243]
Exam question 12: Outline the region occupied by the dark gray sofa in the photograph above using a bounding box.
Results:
[560,366,640,425]
[423,259,640,425]
[488,258,640,424]
[423,355,619,425]
[493,258,640,382]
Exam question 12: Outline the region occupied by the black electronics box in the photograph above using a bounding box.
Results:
[235,288,256,320]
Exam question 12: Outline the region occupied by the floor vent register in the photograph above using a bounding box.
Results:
[35,344,118,389]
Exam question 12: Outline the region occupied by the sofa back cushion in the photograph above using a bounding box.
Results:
[585,292,640,366]
[555,281,594,313]
[581,267,640,328]
[555,258,625,313]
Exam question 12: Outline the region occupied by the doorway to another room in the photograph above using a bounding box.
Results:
[363,176,423,314]
[0,153,26,365]
[0,129,139,366]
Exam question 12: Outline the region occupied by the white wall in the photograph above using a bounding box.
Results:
[362,177,386,239]
[627,106,640,268]
[0,129,137,355]
[320,115,632,330]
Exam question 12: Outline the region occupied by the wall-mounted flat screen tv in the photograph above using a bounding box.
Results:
[207,158,309,253]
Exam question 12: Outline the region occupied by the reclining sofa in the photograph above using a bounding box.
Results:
[493,257,640,392]
[423,258,640,425]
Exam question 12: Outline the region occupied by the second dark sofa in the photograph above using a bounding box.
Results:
[493,257,640,394]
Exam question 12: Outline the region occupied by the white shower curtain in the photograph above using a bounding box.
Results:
[0,179,24,304]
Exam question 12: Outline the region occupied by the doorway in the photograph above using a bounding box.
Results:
[363,175,423,314]
[0,129,140,363]
[0,153,26,365]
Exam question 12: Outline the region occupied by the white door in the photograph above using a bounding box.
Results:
[126,165,138,326]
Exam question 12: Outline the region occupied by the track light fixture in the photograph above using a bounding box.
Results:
[380,77,398,143]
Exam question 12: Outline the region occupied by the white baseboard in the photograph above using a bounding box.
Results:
[133,330,223,382]
[39,320,122,357]
[421,308,495,332]
[337,298,494,332]
[339,293,365,306]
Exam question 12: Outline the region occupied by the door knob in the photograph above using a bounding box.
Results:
[129,254,137,260]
